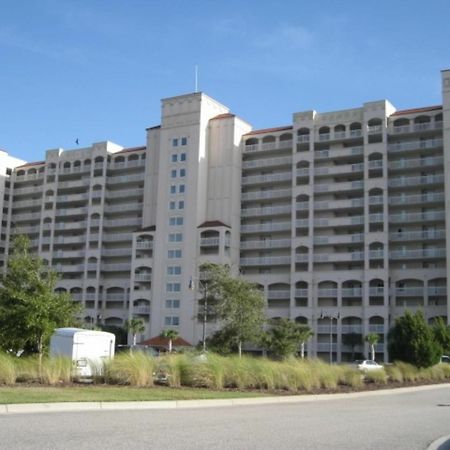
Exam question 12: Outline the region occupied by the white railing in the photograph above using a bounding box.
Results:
[389,210,445,223]
[387,138,443,153]
[388,174,444,188]
[241,189,291,201]
[200,237,220,246]
[241,205,292,217]
[388,156,443,170]
[240,256,291,266]
[242,156,292,169]
[241,222,291,233]
[267,290,291,299]
[390,248,446,259]
[389,229,445,241]
[240,239,291,249]
[242,172,292,184]
[389,192,444,206]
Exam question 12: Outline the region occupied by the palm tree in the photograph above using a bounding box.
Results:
[298,325,314,359]
[125,317,145,351]
[365,333,379,361]
[160,329,179,353]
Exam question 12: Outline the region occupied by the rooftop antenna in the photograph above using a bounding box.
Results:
[194,64,198,93]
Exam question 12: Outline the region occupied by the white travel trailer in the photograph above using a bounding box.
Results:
[50,328,115,377]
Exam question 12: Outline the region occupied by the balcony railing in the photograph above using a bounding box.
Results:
[240,256,291,266]
[389,229,445,241]
[388,156,443,170]
[390,121,443,134]
[243,140,293,153]
[267,290,290,299]
[387,138,443,153]
[241,188,291,201]
[389,210,445,223]
[241,222,291,233]
[240,239,291,249]
[389,192,444,206]
[389,248,446,259]
[242,156,292,169]
[388,174,444,188]
[241,205,292,217]
[242,172,292,185]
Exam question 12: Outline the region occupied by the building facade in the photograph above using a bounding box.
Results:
[1,70,450,362]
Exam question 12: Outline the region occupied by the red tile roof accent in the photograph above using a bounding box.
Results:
[391,105,442,116]
[140,336,192,348]
[210,113,235,120]
[244,125,293,136]
[116,146,146,154]
[198,220,230,228]
[16,161,45,168]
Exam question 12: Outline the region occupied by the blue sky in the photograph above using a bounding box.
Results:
[1,0,450,162]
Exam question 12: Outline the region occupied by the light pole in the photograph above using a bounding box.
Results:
[320,310,340,364]
[189,277,208,352]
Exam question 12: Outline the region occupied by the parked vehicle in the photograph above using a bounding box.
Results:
[441,355,450,364]
[50,328,115,377]
[353,360,384,371]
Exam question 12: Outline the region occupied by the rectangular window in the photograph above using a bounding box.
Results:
[165,316,180,326]
[166,283,181,292]
[180,153,186,161]
[179,184,185,193]
[171,169,177,178]
[170,185,176,194]
[180,168,186,177]
[167,266,182,275]
[169,233,183,242]
[172,138,178,147]
[181,137,187,146]
[165,299,180,309]
[171,154,178,163]
[169,217,183,226]
[178,200,184,209]
[169,201,176,210]
[168,249,182,258]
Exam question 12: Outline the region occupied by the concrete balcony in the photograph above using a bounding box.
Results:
[367,125,383,134]
[295,219,309,228]
[241,222,291,233]
[12,212,41,221]
[199,237,220,247]
[314,146,363,160]
[314,233,364,245]
[241,188,292,201]
[101,263,131,272]
[314,162,364,176]
[53,264,85,273]
[314,251,364,262]
[103,217,142,228]
[56,193,90,202]
[314,197,365,210]
[102,248,131,257]
[14,172,45,182]
[105,293,128,301]
[314,215,365,228]
[58,179,91,189]
[242,156,292,170]
[317,289,338,297]
[107,173,145,185]
[103,233,133,242]
[389,192,445,206]
[428,287,447,296]
[341,325,363,333]
[390,121,443,134]
[368,324,385,333]
[297,135,310,143]
[341,288,363,297]
[240,239,291,250]
[387,138,443,153]
[53,221,87,230]
[111,160,144,170]
[243,140,293,153]
[394,287,424,296]
[12,198,43,208]
[295,254,309,263]
[389,210,445,224]
[369,287,385,296]
[53,250,85,258]
[106,188,144,199]
[134,273,152,282]
[105,203,143,213]
[314,180,364,194]
[241,205,292,217]
[388,174,444,188]
[389,229,445,242]
[133,305,151,314]
[240,256,291,266]
[388,156,443,170]
[13,186,44,195]
[56,207,89,217]
[390,248,446,259]
[294,289,308,297]
[242,172,292,185]
[136,241,153,249]
[267,289,291,299]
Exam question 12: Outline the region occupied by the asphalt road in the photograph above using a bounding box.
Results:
[1,386,450,450]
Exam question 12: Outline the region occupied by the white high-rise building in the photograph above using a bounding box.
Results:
[1,70,450,361]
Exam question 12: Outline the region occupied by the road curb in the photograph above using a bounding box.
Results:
[1,383,449,415]
[427,435,450,450]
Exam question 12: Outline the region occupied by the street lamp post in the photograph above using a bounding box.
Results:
[189,277,208,352]
[320,310,340,364]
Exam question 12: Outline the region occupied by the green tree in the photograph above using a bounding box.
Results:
[342,333,363,361]
[160,329,179,353]
[432,317,450,354]
[388,311,442,368]
[0,236,80,364]
[125,317,146,349]
[365,333,380,361]
[205,328,239,355]
[200,263,265,357]
[262,318,313,359]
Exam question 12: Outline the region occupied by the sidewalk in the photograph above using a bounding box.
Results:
[1,383,449,415]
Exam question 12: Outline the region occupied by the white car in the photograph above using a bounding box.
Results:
[353,360,384,371]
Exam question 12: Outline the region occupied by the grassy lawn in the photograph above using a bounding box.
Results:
[0,385,270,404]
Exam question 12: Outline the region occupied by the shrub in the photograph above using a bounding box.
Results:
[385,365,403,383]
[364,369,388,384]
[0,353,17,385]
[394,361,419,382]
[105,352,154,386]
[40,357,72,385]
[338,366,364,389]
[388,311,442,368]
